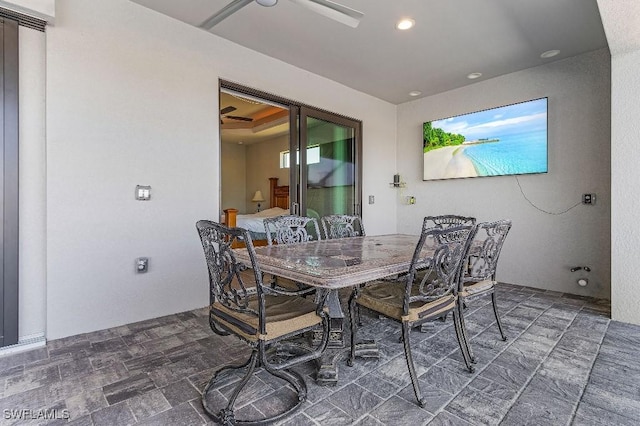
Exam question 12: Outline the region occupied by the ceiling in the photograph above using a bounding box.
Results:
[130,0,608,105]
[219,91,289,144]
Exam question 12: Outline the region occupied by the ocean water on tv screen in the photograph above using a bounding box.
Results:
[463,130,547,176]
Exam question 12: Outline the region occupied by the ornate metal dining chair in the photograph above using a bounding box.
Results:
[196,220,330,425]
[347,221,477,407]
[264,214,322,245]
[458,219,512,362]
[418,215,476,327]
[320,214,366,239]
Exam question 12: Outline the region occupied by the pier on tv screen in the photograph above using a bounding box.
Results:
[423,97,548,181]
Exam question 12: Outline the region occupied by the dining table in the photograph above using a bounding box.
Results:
[233,233,424,385]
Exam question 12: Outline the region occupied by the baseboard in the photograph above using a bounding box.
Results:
[0,332,46,356]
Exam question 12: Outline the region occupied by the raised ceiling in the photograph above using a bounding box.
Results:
[131,0,608,104]
[219,91,289,144]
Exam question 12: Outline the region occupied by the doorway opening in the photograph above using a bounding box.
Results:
[219,81,362,244]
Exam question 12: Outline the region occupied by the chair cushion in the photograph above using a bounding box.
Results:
[356,281,456,323]
[461,280,495,297]
[211,294,322,342]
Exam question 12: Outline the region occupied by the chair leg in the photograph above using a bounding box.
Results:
[202,350,258,425]
[262,363,308,420]
[492,292,507,341]
[452,309,475,373]
[457,298,476,364]
[355,284,365,326]
[348,289,358,367]
[401,322,426,408]
[203,345,310,425]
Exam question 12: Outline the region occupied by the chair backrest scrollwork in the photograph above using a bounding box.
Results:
[264,215,322,245]
[320,214,365,239]
[404,222,477,316]
[424,215,476,230]
[466,220,512,283]
[196,220,264,332]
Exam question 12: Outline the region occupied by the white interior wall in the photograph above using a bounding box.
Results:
[246,136,289,212]
[18,26,46,339]
[45,0,397,339]
[397,49,611,299]
[220,142,247,214]
[598,0,640,324]
[610,49,640,323]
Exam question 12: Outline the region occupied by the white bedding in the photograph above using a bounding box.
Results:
[236,207,289,234]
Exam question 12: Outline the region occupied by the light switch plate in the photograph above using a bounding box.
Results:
[136,185,151,201]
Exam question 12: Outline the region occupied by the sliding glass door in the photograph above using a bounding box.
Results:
[1,18,19,348]
[296,107,361,219]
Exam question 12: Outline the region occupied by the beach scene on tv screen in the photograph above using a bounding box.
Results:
[423,98,548,181]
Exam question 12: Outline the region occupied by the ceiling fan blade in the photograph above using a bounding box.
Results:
[199,0,254,30]
[287,0,363,28]
[220,106,237,115]
[225,115,254,121]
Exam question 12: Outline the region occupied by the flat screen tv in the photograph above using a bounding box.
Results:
[423,97,548,181]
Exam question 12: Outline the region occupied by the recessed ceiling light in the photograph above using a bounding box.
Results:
[467,72,482,79]
[540,49,560,58]
[409,90,422,97]
[396,18,415,30]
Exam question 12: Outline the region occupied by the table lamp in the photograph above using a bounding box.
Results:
[252,190,265,212]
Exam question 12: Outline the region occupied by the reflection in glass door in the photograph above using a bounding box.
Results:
[299,108,361,220]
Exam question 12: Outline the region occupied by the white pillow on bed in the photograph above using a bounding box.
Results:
[254,207,289,218]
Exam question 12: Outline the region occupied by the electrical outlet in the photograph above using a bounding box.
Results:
[368,195,375,204]
[136,257,149,273]
[582,193,596,205]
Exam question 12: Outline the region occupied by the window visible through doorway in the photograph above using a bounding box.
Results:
[279,146,320,169]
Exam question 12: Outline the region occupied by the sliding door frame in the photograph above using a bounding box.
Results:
[219,80,363,218]
[288,105,299,214]
[299,106,362,216]
[1,17,19,348]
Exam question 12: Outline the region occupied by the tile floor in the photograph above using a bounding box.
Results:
[0,283,636,425]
